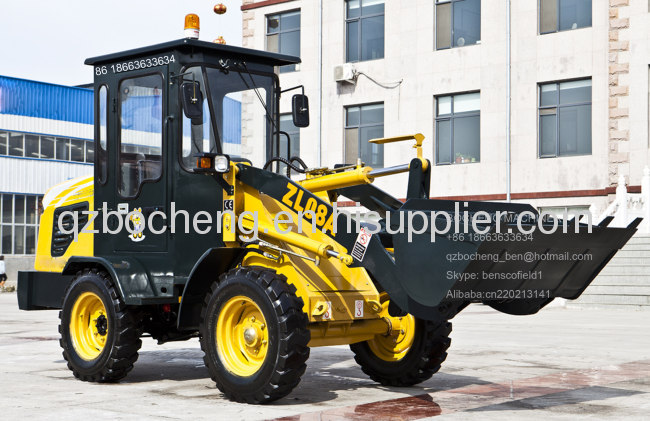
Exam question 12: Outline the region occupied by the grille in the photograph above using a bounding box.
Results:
[51,202,89,257]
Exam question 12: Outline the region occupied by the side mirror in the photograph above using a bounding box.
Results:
[181,82,204,124]
[292,94,310,128]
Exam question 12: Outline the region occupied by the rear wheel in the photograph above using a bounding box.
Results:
[59,269,141,382]
[350,297,451,387]
[200,267,310,404]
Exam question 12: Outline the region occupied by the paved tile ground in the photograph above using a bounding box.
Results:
[1,293,649,420]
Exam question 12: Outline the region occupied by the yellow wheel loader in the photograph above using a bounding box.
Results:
[17,38,639,404]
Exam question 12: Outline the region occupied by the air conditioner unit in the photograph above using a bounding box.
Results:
[334,63,356,83]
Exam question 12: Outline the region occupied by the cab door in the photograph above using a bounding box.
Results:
[111,72,168,252]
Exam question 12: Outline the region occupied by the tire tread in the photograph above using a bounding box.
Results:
[59,269,141,383]
[199,267,310,404]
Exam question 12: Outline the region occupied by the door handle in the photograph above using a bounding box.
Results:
[142,206,165,217]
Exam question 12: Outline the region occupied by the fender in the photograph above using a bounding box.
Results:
[177,247,250,331]
[63,256,164,306]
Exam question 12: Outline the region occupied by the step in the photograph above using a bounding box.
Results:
[610,250,650,258]
[589,275,650,286]
[566,302,650,311]
[617,246,650,252]
[624,240,650,247]
[597,264,650,276]
[626,235,650,242]
[584,285,650,295]
[572,294,650,306]
[605,257,650,266]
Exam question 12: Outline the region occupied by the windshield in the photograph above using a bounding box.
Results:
[181,64,277,169]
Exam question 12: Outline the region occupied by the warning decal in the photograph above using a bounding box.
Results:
[351,227,372,262]
[354,300,364,318]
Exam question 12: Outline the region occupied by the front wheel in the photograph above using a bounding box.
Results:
[350,299,452,387]
[59,269,141,382]
[200,267,310,404]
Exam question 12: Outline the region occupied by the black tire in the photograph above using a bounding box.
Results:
[350,319,452,387]
[200,267,310,404]
[59,268,141,382]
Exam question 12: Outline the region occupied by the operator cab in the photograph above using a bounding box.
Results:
[87,38,305,177]
[85,39,307,290]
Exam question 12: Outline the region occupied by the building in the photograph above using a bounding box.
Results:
[0,76,94,281]
[240,0,650,219]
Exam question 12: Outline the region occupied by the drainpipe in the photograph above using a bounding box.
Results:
[317,0,323,166]
[506,0,512,202]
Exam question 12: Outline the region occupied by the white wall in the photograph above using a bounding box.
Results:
[245,0,649,210]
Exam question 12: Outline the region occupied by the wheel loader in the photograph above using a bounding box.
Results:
[17,38,639,404]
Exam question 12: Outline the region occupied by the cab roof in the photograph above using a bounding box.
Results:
[84,38,301,67]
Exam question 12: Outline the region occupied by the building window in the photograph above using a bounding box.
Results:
[0,193,42,255]
[345,103,384,168]
[275,114,301,174]
[9,132,23,157]
[0,132,6,155]
[435,0,481,50]
[539,0,591,34]
[25,134,39,158]
[70,139,85,162]
[435,92,480,164]
[0,130,95,163]
[346,0,385,62]
[267,11,301,73]
[56,138,70,160]
[279,114,301,159]
[41,136,55,159]
[539,79,591,157]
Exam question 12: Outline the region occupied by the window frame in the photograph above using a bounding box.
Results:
[279,113,301,159]
[96,84,109,185]
[117,71,165,199]
[345,0,385,63]
[0,193,42,255]
[8,132,24,157]
[538,0,592,35]
[435,0,482,51]
[0,131,7,155]
[435,91,481,165]
[0,130,93,164]
[265,9,301,73]
[177,64,280,171]
[344,102,385,167]
[538,78,592,158]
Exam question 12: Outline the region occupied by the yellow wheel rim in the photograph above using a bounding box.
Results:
[69,291,109,361]
[367,296,416,362]
[216,295,269,377]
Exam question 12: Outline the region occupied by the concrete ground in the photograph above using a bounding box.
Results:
[1,292,649,421]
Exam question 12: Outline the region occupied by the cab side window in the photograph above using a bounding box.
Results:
[119,74,163,197]
[181,67,217,170]
[96,85,108,184]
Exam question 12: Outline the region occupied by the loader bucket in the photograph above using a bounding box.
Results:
[382,199,640,317]
[236,166,639,320]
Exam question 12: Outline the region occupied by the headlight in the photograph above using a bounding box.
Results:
[214,155,230,173]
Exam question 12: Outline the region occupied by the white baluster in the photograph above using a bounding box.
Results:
[616,175,628,226]
[642,166,650,232]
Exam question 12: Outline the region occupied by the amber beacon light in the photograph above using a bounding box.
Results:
[184,14,200,39]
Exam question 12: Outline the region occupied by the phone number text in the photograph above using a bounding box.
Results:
[95,55,176,76]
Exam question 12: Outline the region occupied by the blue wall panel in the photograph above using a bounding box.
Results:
[0,76,93,124]
[0,75,241,142]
